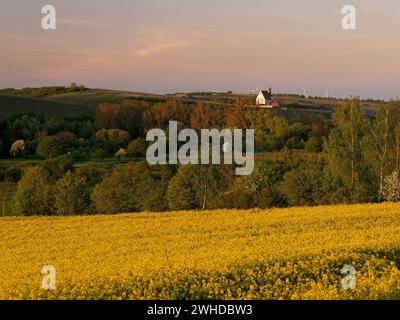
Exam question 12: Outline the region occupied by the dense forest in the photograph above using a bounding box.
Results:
[1,92,400,216]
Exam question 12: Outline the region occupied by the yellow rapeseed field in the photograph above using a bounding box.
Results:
[1,203,400,300]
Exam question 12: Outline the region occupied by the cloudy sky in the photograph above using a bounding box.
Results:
[0,0,399,99]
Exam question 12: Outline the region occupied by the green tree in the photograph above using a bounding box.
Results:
[56,131,78,149]
[0,179,16,216]
[289,122,311,141]
[96,101,149,138]
[324,99,370,203]
[280,162,325,206]
[248,112,290,151]
[13,167,54,215]
[167,171,196,210]
[92,163,162,213]
[55,172,91,215]
[40,156,74,181]
[37,136,65,159]
[166,165,231,211]
[363,102,398,201]
[305,137,322,153]
[231,161,287,209]
[95,128,131,154]
[96,128,131,145]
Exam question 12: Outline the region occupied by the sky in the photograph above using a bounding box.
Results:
[0,0,399,99]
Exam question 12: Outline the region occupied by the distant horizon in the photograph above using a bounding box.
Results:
[1,0,399,100]
[1,83,397,101]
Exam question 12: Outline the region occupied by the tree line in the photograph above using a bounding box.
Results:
[1,98,400,216]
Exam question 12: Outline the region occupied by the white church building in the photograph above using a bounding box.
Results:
[255,88,282,109]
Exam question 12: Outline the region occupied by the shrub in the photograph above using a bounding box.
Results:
[285,137,303,150]
[56,131,78,148]
[40,156,74,181]
[0,179,16,216]
[96,129,131,145]
[126,138,147,158]
[305,137,322,153]
[10,140,25,157]
[115,148,127,159]
[95,129,131,155]
[382,171,400,202]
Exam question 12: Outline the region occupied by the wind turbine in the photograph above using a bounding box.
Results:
[303,88,309,99]
[325,89,330,98]
[250,85,260,95]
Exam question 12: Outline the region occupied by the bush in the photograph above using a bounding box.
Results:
[126,138,147,158]
[96,129,131,145]
[40,156,74,181]
[0,165,21,181]
[95,129,131,155]
[382,171,400,202]
[93,148,108,159]
[305,137,322,153]
[285,137,303,150]
[10,140,25,157]
[289,122,311,141]
[115,148,127,159]
[56,131,78,148]
[75,165,105,190]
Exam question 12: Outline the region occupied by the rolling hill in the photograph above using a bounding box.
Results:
[0,89,171,118]
[0,94,96,118]
[0,88,383,119]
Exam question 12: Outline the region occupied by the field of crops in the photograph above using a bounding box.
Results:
[1,203,400,300]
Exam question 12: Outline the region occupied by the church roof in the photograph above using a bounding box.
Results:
[259,90,272,100]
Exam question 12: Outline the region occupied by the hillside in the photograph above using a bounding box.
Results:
[46,89,166,106]
[1,203,400,300]
[50,90,383,117]
[0,89,176,118]
[0,95,96,118]
[0,88,384,119]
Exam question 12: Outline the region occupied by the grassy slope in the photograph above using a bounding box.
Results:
[0,95,96,118]
[1,203,400,299]
[48,89,169,106]
[0,89,170,118]
[47,89,129,106]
